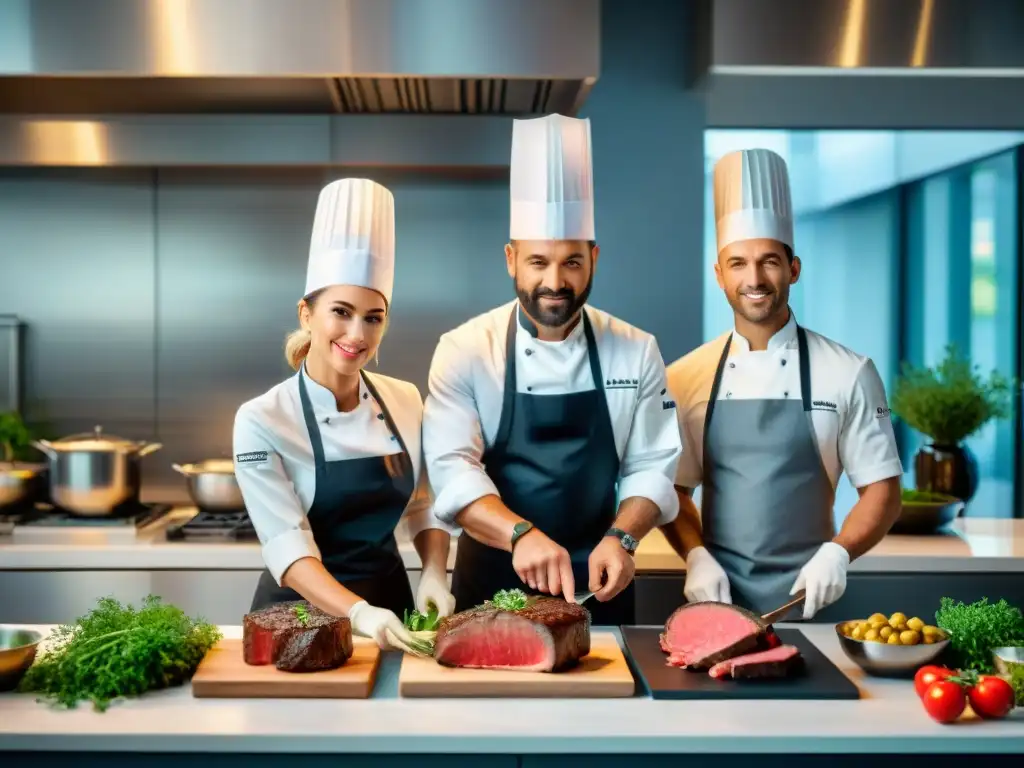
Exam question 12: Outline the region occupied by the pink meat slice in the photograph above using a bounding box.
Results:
[660,602,767,669]
[707,644,800,679]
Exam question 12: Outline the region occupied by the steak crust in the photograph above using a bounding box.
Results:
[242,600,353,672]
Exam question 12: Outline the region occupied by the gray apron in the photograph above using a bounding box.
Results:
[249,370,416,615]
[450,306,633,626]
[701,324,835,615]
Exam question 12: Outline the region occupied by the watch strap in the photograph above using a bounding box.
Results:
[511,521,534,549]
[606,527,638,554]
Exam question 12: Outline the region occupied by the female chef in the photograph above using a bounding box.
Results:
[232,178,456,651]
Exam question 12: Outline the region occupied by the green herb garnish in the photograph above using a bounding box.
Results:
[1007,664,1024,707]
[17,595,221,712]
[294,603,310,626]
[901,488,957,503]
[488,588,529,612]
[403,606,440,633]
[935,596,1024,673]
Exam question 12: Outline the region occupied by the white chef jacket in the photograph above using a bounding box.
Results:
[232,365,452,585]
[666,313,903,493]
[422,299,683,527]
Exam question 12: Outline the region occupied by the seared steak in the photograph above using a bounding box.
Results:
[707,644,802,679]
[434,596,590,672]
[660,602,768,669]
[242,600,352,672]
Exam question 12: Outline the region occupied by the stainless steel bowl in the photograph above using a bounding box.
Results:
[835,623,950,677]
[0,463,43,509]
[0,626,43,691]
[173,460,244,511]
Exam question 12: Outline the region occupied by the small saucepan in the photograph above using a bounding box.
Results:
[0,462,45,510]
[173,459,245,512]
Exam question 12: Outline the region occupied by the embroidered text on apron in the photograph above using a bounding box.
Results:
[451,306,634,626]
[250,370,416,616]
[700,324,835,615]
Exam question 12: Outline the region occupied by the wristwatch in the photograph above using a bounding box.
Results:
[606,527,639,555]
[510,521,534,550]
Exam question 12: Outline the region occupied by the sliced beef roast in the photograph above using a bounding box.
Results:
[707,644,802,679]
[243,600,352,672]
[660,601,769,669]
[434,596,590,672]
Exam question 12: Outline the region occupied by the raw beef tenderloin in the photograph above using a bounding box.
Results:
[243,600,352,672]
[434,596,590,672]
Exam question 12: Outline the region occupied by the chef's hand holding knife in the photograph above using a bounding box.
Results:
[683,546,732,604]
[512,527,575,603]
[588,536,634,602]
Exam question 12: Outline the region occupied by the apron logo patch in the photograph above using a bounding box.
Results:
[662,400,676,410]
[876,406,892,418]
[236,450,269,464]
[812,399,837,412]
[605,377,639,390]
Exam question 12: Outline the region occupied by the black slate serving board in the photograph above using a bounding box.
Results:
[620,626,860,700]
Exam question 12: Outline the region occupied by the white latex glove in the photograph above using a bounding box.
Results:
[348,601,417,651]
[791,542,850,619]
[683,546,732,604]
[415,566,456,618]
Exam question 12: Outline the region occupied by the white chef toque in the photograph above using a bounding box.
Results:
[713,148,794,253]
[304,178,396,304]
[509,113,595,241]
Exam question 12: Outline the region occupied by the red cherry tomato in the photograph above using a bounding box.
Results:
[914,665,955,699]
[922,680,967,723]
[967,675,1014,719]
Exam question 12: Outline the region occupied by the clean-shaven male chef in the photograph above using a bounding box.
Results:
[422,114,682,626]
[663,148,903,620]
[233,178,456,651]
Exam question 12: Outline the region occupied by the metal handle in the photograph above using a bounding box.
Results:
[30,439,55,458]
[137,443,163,458]
[761,590,806,625]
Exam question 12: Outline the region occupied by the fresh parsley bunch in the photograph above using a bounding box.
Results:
[18,595,221,711]
[935,596,1024,673]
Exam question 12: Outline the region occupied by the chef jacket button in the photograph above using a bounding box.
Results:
[726,391,732,398]
[525,349,533,356]
[527,386,533,392]
[377,413,384,420]
[363,392,369,399]
[784,391,789,397]
[728,362,735,369]
[781,359,787,366]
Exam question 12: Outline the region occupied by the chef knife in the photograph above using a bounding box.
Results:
[760,590,806,625]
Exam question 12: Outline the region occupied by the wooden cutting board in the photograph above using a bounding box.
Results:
[398,631,635,697]
[191,638,381,699]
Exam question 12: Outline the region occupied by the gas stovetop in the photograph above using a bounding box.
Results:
[9,501,173,544]
[164,508,258,543]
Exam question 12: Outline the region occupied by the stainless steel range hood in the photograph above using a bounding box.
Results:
[0,0,600,115]
[703,0,1024,129]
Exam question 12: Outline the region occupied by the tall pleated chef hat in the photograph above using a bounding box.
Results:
[509,113,595,240]
[713,148,794,253]
[304,178,396,304]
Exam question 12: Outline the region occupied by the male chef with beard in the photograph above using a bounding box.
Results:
[663,148,903,620]
[422,113,682,626]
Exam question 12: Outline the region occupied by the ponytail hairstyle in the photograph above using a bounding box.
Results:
[284,289,325,371]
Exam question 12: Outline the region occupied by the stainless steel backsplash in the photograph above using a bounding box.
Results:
[0,167,512,502]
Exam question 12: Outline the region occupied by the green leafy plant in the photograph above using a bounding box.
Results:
[399,605,443,657]
[488,588,530,612]
[890,344,1014,446]
[18,595,221,711]
[0,411,32,463]
[934,596,1024,673]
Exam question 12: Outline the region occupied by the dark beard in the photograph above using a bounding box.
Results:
[516,276,592,329]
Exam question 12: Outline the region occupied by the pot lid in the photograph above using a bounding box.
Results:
[49,425,142,452]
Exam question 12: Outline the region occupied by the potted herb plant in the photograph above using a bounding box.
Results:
[890,344,1014,502]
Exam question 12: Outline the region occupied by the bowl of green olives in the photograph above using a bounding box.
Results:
[835,611,950,677]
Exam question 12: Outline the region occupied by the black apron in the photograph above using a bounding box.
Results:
[250,370,416,616]
[451,306,634,626]
[700,324,835,616]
